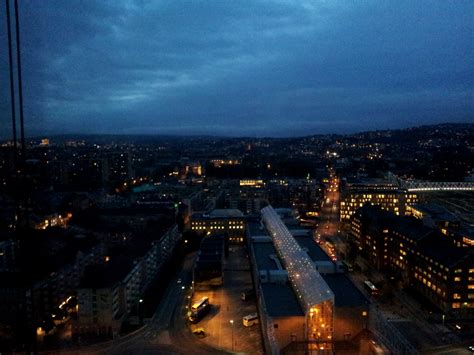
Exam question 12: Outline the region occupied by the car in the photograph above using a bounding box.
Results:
[241,289,255,301]
[243,313,259,327]
[192,327,206,338]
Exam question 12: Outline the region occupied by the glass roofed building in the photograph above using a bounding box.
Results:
[261,206,335,352]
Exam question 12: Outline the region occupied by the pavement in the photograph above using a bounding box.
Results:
[190,244,263,354]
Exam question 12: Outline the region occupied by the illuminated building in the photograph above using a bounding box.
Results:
[351,205,474,319]
[210,159,241,167]
[31,213,73,230]
[190,209,246,243]
[222,179,267,214]
[239,179,265,187]
[248,211,368,354]
[262,206,334,352]
[407,203,474,248]
[340,190,417,220]
[442,226,474,248]
[406,203,458,228]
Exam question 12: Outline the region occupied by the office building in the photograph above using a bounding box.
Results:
[351,205,474,319]
[190,209,246,243]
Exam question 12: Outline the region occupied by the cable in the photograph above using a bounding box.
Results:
[5,0,18,168]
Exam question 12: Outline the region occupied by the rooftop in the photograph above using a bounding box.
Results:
[247,221,268,237]
[295,236,331,262]
[411,203,459,222]
[261,283,304,317]
[209,209,244,218]
[417,241,473,267]
[79,257,133,289]
[322,274,369,308]
[252,240,280,270]
[262,206,334,312]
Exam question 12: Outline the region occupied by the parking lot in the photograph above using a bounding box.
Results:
[189,244,263,353]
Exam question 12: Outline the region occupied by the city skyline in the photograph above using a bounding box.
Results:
[1,0,473,138]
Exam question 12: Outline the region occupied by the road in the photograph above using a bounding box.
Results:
[314,173,346,259]
[48,253,227,355]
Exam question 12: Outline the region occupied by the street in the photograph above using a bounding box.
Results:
[47,252,228,355]
[314,173,346,259]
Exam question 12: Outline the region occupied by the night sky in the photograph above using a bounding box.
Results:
[1,0,473,138]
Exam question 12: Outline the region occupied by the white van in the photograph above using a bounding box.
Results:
[242,313,259,327]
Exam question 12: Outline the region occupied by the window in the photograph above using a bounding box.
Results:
[452,303,461,309]
[454,277,461,282]
[453,293,461,300]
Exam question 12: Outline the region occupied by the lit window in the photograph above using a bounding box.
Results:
[452,303,461,309]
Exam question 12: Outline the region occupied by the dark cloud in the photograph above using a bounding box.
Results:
[1,0,473,138]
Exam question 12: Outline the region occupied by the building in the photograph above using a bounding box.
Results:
[340,190,418,221]
[406,203,459,229]
[351,205,474,319]
[226,179,267,214]
[190,209,246,243]
[74,225,181,337]
[249,206,368,354]
[75,259,131,337]
[193,234,227,289]
[406,203,474,248]
[0,231,104,340]
[0,239,18,272]
[104,151,134,185]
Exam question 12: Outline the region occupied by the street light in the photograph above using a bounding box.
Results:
[229,319,234,351]
[138,299,143,325]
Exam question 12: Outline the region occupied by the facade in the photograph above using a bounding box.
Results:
[74,225,181,336]
[351,205,474,319]
[340,190,418,221]
[190,209,246,243]
[75,260,130,337]
[31,242,105,325]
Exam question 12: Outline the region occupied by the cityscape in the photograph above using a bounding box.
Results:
[0,123,473,354]
[1,1,474,355]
